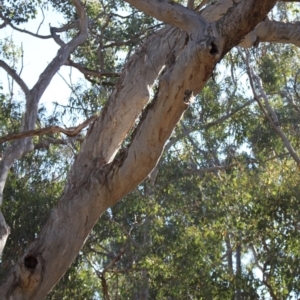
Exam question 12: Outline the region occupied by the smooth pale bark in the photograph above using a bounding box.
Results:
[71,26,187,179]
[124,0,208,32]
[200,0,300,48]
[0,212,10,256]
[240,18,300,48]
[0,0,281,298]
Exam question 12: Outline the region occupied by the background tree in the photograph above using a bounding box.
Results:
[0,0,300,299]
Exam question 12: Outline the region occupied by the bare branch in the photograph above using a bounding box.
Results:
[36,5,46,35]
[0,12,52,39]
[171,100,254,146]
[218,0,278,52]
[0,115,97,145]
[0,60,29,95]
[53,20,80,33]
[50,26,66,46]
[9,26,50,39]
[26,0,88,127]
[102,247,125,273]
[109,12,134,19]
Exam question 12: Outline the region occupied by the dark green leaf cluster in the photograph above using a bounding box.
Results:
[1,1,300,299]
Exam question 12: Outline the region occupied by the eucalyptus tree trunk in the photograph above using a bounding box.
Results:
[2,0,300,298]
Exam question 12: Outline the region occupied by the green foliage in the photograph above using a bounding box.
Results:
[1,0,40,24]
[1,0,300,299]
[258,56,280,91]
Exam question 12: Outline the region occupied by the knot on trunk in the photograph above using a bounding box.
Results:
[16,253,43,292]
[24,255,38,270]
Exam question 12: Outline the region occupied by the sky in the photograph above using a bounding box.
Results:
[0,7,85,111]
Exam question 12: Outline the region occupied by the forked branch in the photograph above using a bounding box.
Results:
[0,60,29,95]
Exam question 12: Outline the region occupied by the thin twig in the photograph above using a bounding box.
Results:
[37,5,46,35]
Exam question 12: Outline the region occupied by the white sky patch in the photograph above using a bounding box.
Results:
[0,8,85,109]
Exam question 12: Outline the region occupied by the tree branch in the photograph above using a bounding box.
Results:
[249,244,264,272]
[240,18,300,48]
[0,212,10,256]
[0,12,80,40]
[0,115,96,144]
[51,20,79,33]
[72,26,185,172]
[217,0,278,53]
[0,60,30,95]
[0,12,52,39]
[123,0,208,33]
[187,0,194,9]
[50,27,65,46]
[65,59,120,78]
